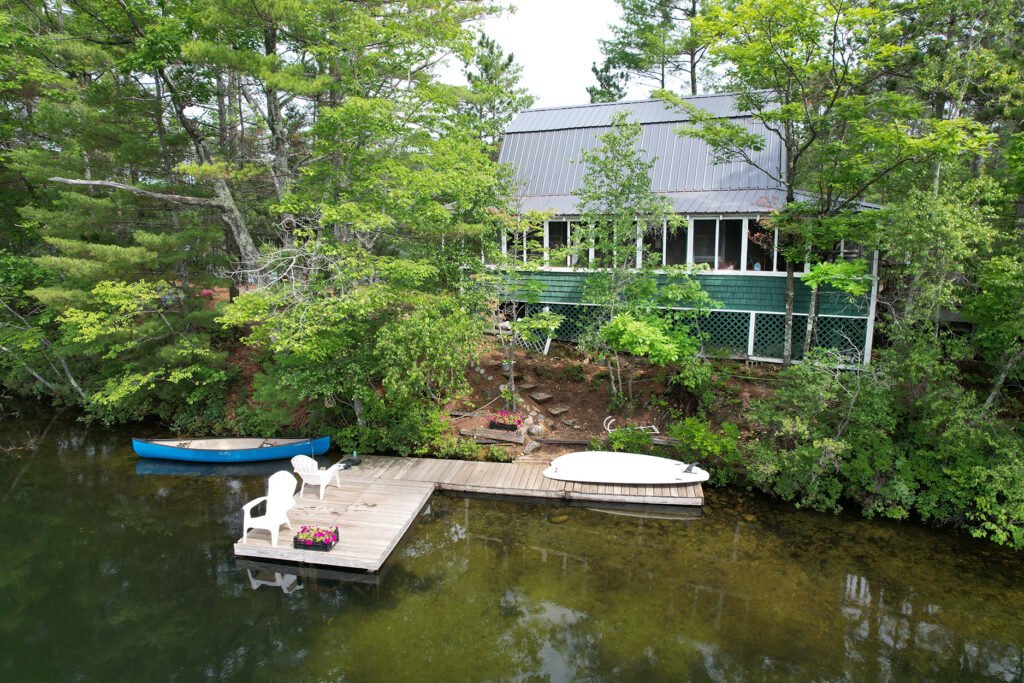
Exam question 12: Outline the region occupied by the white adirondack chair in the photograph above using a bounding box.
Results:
[291,455,344,500]
[241,471,297,546]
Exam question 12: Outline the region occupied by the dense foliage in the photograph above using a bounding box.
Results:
[641,0,1023,546]
[0,0,519,450]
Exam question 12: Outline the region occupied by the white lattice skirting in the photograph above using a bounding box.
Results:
[524,303,869,363]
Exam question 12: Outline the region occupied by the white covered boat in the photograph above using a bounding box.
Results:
[542,451,709,485]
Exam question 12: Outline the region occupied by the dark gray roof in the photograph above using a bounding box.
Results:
[499,94,784,215]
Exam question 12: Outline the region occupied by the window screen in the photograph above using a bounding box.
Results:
[692,219,717,266]
[718,219,743,270]
[747,220,773,271]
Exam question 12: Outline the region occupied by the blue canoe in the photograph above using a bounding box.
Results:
[132,436,330,463]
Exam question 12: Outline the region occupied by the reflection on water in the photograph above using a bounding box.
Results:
[244,565,302,594]
[1,412,1022,681]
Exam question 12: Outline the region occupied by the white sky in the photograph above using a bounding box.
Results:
[441,0,671,108]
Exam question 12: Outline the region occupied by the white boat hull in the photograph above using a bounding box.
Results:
[542,451,709,485]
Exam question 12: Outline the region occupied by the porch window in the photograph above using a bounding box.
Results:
[747,220,773,271]
[665,225,687,265]
[547,220,568,265]
[568,221,582,266]
[718,219,743,271]
[642,222,664,266]
[692,219,717,266]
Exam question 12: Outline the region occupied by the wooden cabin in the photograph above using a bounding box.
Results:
[496,94,878,363]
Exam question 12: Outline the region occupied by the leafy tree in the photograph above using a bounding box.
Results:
[0,0,504,433]
[572,112,715,405]
[475,209,563,406]
[218,237,485,454]
[964,254,1024,414]
[57,280,231,427]
[659,0,992,363]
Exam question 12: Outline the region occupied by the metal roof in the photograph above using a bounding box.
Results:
[506,93,748,133]
[499,95,784,215]
[513,189,790,216]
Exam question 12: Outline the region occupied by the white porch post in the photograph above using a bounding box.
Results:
[543,220,549,266]
[686,216,694,265]
[772,228,779,272]
[662,218,667,266]
[740,218,749,272]
[635,219,643,268]
[713,216,720,270]
[863,250,880,364]
[747,312,757,357]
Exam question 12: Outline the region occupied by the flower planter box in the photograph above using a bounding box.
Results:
[293,526,339,552]
[487,421,519,432]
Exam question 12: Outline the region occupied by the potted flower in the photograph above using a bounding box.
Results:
[293,525,339,552]
[487,410,523,432]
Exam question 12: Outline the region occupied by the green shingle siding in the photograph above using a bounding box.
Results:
[513,271,869,317]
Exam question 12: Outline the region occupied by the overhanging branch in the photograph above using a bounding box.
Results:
[49,177,221,207]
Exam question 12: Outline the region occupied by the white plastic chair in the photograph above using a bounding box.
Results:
[291,455,343,500]
[242,471,297,546]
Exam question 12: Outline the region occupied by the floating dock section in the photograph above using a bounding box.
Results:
[234,455,703,571]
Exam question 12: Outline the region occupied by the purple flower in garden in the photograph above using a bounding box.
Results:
[305,539,313,546]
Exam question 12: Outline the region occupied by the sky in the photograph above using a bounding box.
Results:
[440,0,678,108]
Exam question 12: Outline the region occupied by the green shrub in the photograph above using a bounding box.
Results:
[665,417,741,484]
[485,446,513,462]
[433,434,481,460]
[561,363,586,382]
[605,427,653,453]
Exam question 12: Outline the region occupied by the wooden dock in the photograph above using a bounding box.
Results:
[234,455,703,572]
[355,455,704,506]
[233,477,434,571]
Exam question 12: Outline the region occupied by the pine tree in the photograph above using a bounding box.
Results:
[461,34,535,148]
[587,62,628,103]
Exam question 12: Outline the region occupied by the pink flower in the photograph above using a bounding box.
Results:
[305,539,312,546]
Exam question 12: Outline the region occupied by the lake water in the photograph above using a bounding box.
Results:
[1,411,1022,681]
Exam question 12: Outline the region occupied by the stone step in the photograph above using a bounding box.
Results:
[548,405,570,416]
[530,392,553,404]
[518,383,537,391]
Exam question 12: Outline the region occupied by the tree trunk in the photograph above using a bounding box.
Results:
[802,286,818,357]
[153,74,181,233]
[216,73,228,152]
[157,68,261,274]
[783,263,795,365]
[982,348,1024,415]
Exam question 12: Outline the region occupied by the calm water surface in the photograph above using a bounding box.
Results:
[1,412,1022,682]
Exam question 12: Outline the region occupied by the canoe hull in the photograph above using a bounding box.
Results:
[543,451,709,485]
[132,436,330,463]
